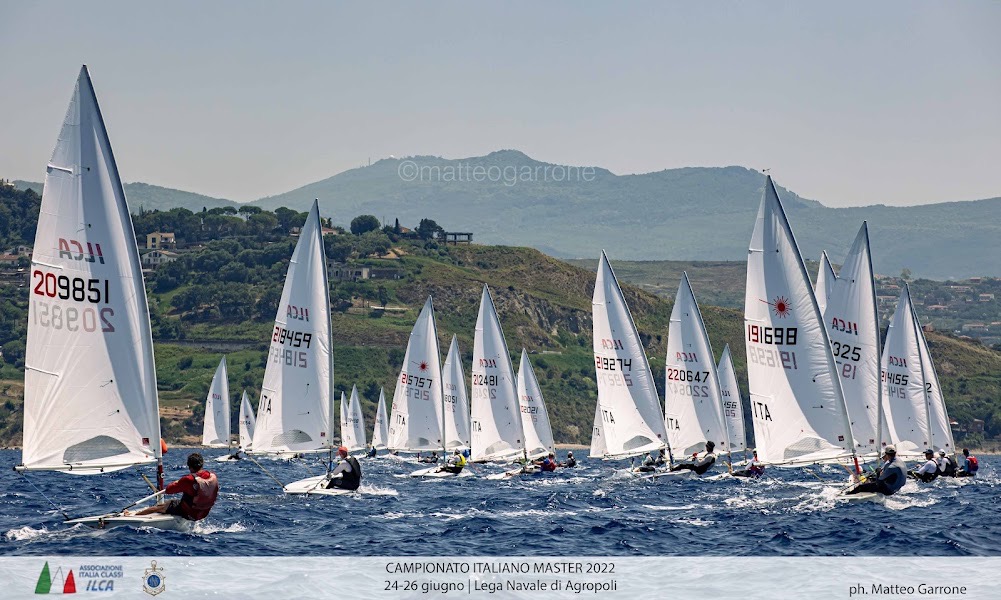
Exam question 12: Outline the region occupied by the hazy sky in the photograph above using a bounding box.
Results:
[1,1,999,206]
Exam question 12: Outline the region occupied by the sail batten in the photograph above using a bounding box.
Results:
[21,66,161,473]
[744,176,856,466]
[590,252,667,460]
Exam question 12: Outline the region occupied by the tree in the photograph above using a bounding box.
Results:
[350,215,381,235]
[377,285,389,307]
[901,268,912,281]
[416,218,443,240]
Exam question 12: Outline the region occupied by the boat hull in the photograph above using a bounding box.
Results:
[65,513,195,533]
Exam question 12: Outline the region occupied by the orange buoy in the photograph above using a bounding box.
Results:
[160,438,168,455]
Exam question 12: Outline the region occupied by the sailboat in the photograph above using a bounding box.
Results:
[442,335,472,451]
[470,285,526,466]
[816,251,837,315]
[663,274,729,461]
[250,200,339,495]
[385,297,453,477]
[202,357,231,449]
[341,385,367,452]
[517,349,556,460]
[881,284,956,459]
[15,66,187,532]
[589,252,668,462]
[717,345,747,461]
[238,391,256,452]
[371,388,389,453]
[823,223,885,460]
[744,176,859,472]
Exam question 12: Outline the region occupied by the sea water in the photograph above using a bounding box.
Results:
[1,450,998,556]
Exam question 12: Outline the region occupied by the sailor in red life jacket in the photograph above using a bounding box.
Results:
[533,452,558,472]
[135,453,219,521]
[957,448,979,477]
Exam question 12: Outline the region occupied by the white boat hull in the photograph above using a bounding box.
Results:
[409,466,473,478]
[841,492,886,504]
[65,513,195,533]
[214,454,242,462]
[283,474,357,495]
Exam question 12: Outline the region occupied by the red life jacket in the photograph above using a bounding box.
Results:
[181,471,219,521]
[967,456,979,472]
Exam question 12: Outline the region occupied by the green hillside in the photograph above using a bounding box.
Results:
[2,210,1000,448]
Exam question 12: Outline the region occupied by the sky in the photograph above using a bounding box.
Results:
[1,1,999,206]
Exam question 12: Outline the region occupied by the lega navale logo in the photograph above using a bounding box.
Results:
[142,561,165,596]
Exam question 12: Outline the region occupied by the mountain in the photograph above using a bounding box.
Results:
[250,151,1001,279]
[13,180,239,213]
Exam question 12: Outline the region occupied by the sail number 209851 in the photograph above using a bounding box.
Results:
[33,271,110,304]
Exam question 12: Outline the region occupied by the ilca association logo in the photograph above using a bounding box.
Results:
[142,561,165,596]
[34,561,76,594]
[35,561,126,594]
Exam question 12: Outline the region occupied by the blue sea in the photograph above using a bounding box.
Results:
[2,450,999,557]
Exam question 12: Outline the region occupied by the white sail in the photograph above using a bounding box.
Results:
[201,357,231,447]
[815,251,837,315]
[338,391,348,446]
[880,285,930,458]
[344,385,367,451]
[470,285,525,462]
[914,300,956,455]
[744,176,856,466]
[823,223,883,457]
[664,274,729,456]
[717,345,747,456]
[372,388,389,450]
[252,200,333,454]
[590,251,667,459]
[388,297,444,452]
[238,391,256,451]
[589,399,608,458]
[517,349,556,459]
[20,66,161,474]
[442,336,471,450]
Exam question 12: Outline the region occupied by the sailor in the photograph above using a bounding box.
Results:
[937,450,958,477]
[135,453,219,521]
[669,441,717,475]
[417,451,439,464]
[325,446,362,490]
[908,449,939,482]
[441,449,467,474]
[559,451,577,468]
[366,446,377,459]
[534,452,558,472]
[731,449,765,478]
[637,449,667,472]
[845,446,907,496]
[957,448,979,477]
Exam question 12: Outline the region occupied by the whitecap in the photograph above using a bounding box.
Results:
[4,525,50,541]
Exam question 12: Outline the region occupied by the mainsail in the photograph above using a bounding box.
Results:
[442,335,471,450]
[238,390,256,451]
[880,286,928,458]
[744,176,856,466]
[717,345,747,456]
[470,285,525,462]
[388,297,444,452]
[823,223,883,457]
[517,349,556,459]
[372,388,389,450]
[343,385,367,452]
[915,308,955,456]
[664,274,729,456]
[815,251,837,315]
[201,357,231,448]
[20,66,161,474]
[590,251,667,459]
[252,200,333,455]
